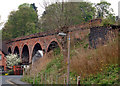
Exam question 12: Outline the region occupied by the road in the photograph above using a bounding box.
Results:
[0,75,32,86]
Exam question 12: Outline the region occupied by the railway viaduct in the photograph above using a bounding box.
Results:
[4,19,103,65]
[6,32,62,64]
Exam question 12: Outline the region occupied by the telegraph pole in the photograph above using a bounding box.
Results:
[67,34,70,85]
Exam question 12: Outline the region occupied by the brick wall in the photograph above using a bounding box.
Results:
[0,51,6,71]
[89,26,119,48]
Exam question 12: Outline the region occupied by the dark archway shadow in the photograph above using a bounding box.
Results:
[47,41,60,55]
[32,43,42,57]
[22,45,29,65]
[8,47,12,54]
[14,46,19,55]
[32,43,43,63]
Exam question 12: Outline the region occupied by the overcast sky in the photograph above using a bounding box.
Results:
[0,0,120,29]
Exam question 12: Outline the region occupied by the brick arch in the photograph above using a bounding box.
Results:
[31,41,43,52]
[20,42,30,53]
[31,42,43,60]
[46,39,62,52]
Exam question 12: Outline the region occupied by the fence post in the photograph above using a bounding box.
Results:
[39,73,41,84]
[56,75,58,84]
[64,74,66,84]
[36,73,38,84]
[41,74,43,84]
[51,75,53,84]
[45,73,46,85]
[33,73,35,84]
[77,76,81,86]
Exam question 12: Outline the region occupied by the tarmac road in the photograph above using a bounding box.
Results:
[0,75,32,86]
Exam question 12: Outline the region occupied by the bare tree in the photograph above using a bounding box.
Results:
[38,0,95,58]
[40,0,72,58]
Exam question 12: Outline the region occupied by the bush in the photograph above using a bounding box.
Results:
[8,69,14,75]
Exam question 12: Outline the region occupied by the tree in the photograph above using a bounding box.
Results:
[95,1,116,25]
[2,3,38,40]
[95,1,114,18]
[37,1,96,59]
[39,1,95,32]
[6,54,20,68]
[101,14,116,25]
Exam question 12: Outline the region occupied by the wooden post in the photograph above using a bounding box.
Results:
[33,73,35,84]
[41,74,43,84]
[45,73,46,85]
[64,74,66,84]
[56,75,58,84]
[51,75,53,84]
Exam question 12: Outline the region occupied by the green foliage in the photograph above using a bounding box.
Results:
[21,54,64,84]
[21,76,34,84]
[101,14,116,26]
[81,64,119,84]
[39,2,95,32]
[7,69,14,75]
[46,54,63,72]
[84,43,89,49]
[2,3,38,40]
[95,1,114,18]
[53,47,61,56]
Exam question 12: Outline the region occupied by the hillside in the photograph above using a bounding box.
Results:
[21,29,119,85]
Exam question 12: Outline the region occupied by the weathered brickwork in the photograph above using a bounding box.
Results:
[6,35,62,63]
[5,19,120,64]
[89,26,119,48]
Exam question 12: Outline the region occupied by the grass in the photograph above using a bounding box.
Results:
[21,53,67,84]
[70,38,118,77]
[21,32,119,85]
[81,64,119,84]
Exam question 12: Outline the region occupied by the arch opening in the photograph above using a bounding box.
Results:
[22,45,29,64]
[47,41,60,54]
[32,43,42,57]
[8,47,12,54]
[13,46,19,55]
[32,43,42,63]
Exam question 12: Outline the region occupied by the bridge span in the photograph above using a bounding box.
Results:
[5,19,103,64]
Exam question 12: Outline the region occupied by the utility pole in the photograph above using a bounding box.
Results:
[59,0,70,85]
[67,34,70,85]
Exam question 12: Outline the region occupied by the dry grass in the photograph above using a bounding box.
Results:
[70,38,118,78]
[28,51,56,76]
[27,30,119,79]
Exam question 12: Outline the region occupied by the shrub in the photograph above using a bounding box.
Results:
[6,54,21,68]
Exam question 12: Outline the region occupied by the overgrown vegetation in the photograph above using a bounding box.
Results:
[81,64,119,84]
[22,33,119,84]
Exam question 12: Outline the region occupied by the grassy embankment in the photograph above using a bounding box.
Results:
[21,33,119,85]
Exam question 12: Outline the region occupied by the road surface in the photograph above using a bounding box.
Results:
[0,75,32,86]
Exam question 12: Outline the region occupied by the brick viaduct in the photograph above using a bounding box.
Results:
[5,19,110,65]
